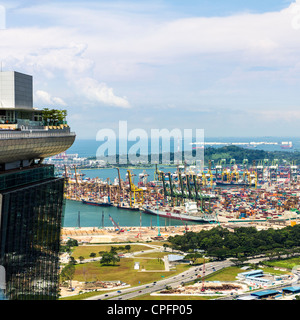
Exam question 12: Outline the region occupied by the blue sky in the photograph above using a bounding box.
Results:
[0,0,300,139]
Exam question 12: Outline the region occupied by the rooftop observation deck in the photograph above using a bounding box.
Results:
[0,125,76,164]
[0,71,76,166]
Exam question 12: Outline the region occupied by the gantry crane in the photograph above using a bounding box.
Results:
[243,169,251,185]
[115,167,123,204]
[215,159,226,178]
[127,170,144,207]
[242,159,248,169]
[230,158,236,168]
[269,159,279,183]
[231,168,239,183]
[221,168,231,183]
[289,161,298,182]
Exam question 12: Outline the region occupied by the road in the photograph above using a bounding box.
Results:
[86,259,233,300]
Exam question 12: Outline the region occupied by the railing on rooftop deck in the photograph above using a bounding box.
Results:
[0,119,17,124]
[0,130,76,140]
[0,118,68,126]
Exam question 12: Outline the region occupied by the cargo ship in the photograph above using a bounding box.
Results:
[281,141,293,149]
[216,181,255,187]
[117,204,140,211]
[81,199,112,207]
[142,202,217,223]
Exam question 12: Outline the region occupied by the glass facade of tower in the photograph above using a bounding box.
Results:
[0,165,65,300]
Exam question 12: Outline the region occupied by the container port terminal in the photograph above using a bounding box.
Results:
[61,157,300,240]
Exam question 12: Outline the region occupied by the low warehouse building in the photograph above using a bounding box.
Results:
[251,290,281,299]
[282,286,300,295]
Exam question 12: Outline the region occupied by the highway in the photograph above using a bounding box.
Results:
[86,259,233,300]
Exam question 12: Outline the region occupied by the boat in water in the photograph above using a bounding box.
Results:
[281,141,293,149]
[216,181,255,187]
[81,198,112,207]
[117,204,140,211]
[142,202,217,223]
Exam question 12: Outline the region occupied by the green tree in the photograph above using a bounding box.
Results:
[66,238,78,247]
[184,252,203,264]
[60,264,75,288]
[69,256,76,265]
[110,246,118,254]
[90,252,96,260]
[100,252,120,266]
[42,108,67,125]
[111,254,120,265]
[207,247,228,260]
[163,244,169,251]
[100,252,113,265]
[167,224,300,259]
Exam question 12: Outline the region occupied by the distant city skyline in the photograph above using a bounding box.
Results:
[0,0,300,138]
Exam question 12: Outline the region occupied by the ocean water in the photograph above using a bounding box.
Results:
[67,136,300,158]
[63,199,201,228]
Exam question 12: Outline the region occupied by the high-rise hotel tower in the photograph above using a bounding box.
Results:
[0,71,75,299]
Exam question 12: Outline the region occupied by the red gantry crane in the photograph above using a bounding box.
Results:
[201,257,206,292]
[109,214,124,233]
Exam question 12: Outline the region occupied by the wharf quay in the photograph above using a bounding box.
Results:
[60,215,293,244]
[61,225,201,243]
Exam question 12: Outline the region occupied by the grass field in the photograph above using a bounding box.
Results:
[71,244,152,259]
[137,252,169,258]
[134,258,166,270]
[203,266,245,282]
[263,257,300,270]
[73,258,188,286]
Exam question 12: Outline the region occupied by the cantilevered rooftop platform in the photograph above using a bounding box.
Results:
[0,70,75,170]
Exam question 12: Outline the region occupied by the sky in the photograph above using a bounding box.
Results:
[1,0,300,139]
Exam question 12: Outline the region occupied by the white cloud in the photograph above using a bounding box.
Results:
[35,90,67,106]
[73,77,131,108]
[2,3,300,80]
[22,42,94,77]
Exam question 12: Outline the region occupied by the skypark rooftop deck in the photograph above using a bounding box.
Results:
[0,128,75,165]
